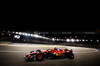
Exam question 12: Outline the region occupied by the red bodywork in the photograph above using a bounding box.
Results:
[25,48,74,61]
[43,48,73,57]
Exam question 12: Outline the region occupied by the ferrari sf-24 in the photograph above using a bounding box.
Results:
[24,47,74,61]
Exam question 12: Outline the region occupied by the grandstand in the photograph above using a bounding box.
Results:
[0,31,100,45]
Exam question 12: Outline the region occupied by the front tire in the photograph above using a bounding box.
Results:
[36,53,43,61]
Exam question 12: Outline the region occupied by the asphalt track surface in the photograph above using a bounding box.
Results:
[0,43,100,66]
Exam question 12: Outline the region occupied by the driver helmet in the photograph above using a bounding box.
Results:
[54,47,57,50]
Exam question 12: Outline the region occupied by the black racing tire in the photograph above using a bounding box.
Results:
[68,53,74,59]
[36,53,43,61]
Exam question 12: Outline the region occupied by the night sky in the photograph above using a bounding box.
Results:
[0,4,99,32]
[0,22,99,32]
[0,14,99,32]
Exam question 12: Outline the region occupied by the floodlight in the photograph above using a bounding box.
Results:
[66,39,70,42]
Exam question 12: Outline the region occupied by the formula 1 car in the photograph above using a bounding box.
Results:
[24,48,74,61]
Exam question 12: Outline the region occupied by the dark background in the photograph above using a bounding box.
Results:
[0,21,99,32]
[0,3,99,32]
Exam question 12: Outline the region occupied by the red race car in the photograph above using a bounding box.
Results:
[24,47,74,61]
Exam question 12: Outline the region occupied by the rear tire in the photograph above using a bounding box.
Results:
[68,53,74,59]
